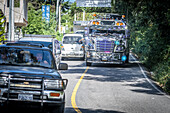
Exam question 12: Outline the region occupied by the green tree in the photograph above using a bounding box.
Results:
[22,8,45,34]
[22,2,58,35]
[112,0,170,93]
[0,10,6,43]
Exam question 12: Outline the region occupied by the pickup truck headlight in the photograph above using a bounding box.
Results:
[44,80,63,89]
[0,77,7,85]
[44,79,67,90]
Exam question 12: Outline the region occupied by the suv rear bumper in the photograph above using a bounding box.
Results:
[86,59,124,64]
[0,97,64,104]
[62,51,84,58]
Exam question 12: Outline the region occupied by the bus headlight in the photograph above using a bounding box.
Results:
[92,52,96,57]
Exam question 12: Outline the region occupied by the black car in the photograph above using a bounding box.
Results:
[0,42,68,113]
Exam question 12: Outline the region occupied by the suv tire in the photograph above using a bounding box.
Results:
[50,98,65,113]
[125,53,129,63]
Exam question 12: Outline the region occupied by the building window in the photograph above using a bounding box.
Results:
[7,0,9,7]
[14,0,20,7]
[7,0,20,7]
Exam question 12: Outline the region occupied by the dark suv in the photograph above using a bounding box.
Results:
[19,34,61,66]
[0,42,68,113]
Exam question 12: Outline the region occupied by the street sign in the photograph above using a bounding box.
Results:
[76,0,111,7]
[42,5,50,22]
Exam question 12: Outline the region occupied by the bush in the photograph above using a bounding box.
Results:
[165,78,170,94]
[130,18,169,94]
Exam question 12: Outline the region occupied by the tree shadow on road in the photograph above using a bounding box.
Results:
[65,107,125,113]
[61,58,165,96]
[125,80,164,95]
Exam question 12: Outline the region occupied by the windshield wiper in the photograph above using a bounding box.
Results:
[0,63,52,69]
[0,63,10,65]
[30,64,52,69]
[0,63,18,66]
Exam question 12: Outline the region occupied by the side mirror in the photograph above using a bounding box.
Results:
[62,79,68,90]
[58,63,68,70]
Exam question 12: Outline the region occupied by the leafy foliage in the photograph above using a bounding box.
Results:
[22,9,44,34]
[22,2,61,40]
[0,10,6,43]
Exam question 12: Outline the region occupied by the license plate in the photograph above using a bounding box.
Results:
[18,94,33,101]
[70,52,74,55]
[102,57,107,61]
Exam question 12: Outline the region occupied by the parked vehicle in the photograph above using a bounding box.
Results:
[19,34,61,66]
[0,42,68,113]
[61,34,85,60]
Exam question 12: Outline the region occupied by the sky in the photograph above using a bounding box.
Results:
[64,0,75,2]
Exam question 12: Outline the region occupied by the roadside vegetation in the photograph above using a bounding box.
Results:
[114,0,169,94]
[0,9,6,44]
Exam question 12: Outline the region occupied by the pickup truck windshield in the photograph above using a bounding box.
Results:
[0,47,54,68]
[63,36,82,44]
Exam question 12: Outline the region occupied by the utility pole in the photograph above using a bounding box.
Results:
[83,10,85,21]
[56,0,60,31]
[58,4,61,33]
[74,13,76,21]
[8,0,14,41]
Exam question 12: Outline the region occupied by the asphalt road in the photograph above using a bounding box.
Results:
[60,54,170,113]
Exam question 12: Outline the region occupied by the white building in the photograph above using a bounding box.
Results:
[0,0,28,41]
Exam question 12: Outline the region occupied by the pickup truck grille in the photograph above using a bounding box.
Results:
[10,77,42,89]
[0,74,67,104]
[96,40,114,52]
[1,76,44,101]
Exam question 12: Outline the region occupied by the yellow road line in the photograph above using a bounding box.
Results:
[71,66,89,113]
